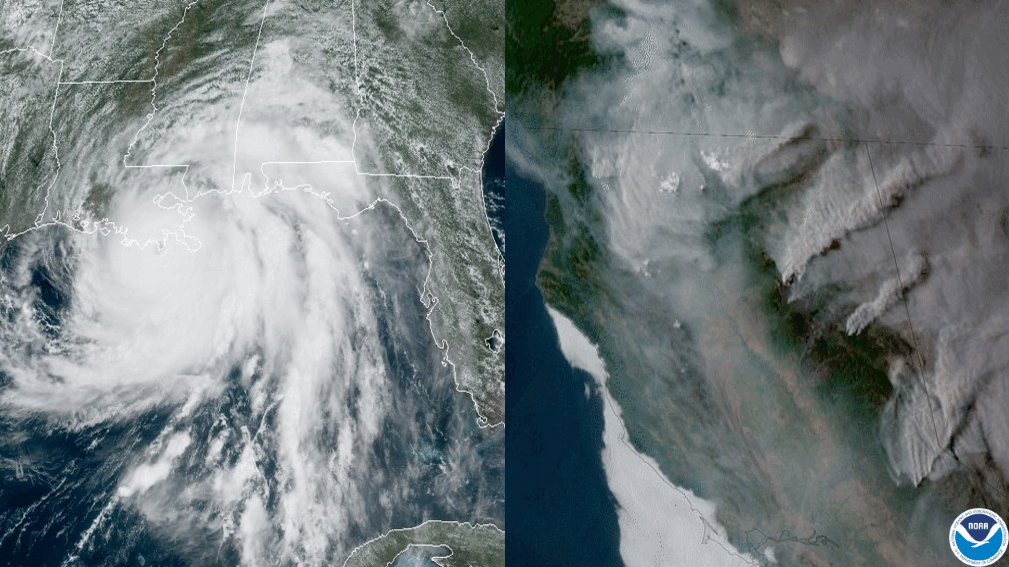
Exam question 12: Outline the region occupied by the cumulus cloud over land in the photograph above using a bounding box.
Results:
[0,0,504,564]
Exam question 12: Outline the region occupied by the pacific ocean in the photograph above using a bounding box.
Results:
[504,140,623,567]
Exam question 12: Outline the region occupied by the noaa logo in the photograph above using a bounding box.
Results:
[950,508,1008,565]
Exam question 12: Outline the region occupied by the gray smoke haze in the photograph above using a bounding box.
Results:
[511,0,1009,563]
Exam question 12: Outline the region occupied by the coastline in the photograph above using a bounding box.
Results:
[547,305,759,567]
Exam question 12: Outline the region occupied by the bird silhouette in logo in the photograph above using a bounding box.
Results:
[956,523,1001,548]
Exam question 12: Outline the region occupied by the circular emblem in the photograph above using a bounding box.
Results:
[950,508,1008,565]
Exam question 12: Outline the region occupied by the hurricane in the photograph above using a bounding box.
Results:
[0,0,505,565]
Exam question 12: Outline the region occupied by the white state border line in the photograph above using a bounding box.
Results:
[58,79,153,84]
[4,0,505,424]
[49,0,64,58]
[425,0,502,113]
[228,0,270,193]
[5,1,507,562]
[385,543,454,567]
[347,0,504,181]
[597,359,762,565]
[122,0,201,174]
[0,45,62,238]
[339,519,504,567]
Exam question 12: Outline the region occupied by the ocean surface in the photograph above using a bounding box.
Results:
[504,148,623,566]
[482,124,506,257]
[0,201,504,566]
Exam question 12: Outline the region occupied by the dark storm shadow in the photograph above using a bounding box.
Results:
[504,153,623,566]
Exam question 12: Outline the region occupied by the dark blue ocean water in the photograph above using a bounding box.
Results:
[504,141,623,566]
[0,205,503,566]
[482,124,505,256]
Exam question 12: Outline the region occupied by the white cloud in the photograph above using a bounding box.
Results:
[548,307,758,567]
